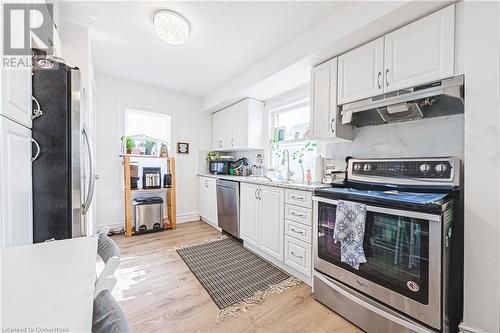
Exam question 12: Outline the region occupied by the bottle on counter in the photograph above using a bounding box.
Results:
[306,168,312,184]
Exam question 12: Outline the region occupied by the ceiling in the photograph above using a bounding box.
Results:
[60,1,340,97]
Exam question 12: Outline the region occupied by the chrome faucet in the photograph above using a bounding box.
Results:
[282,149,293,182]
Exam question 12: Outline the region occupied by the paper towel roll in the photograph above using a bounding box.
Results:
[314,156,325,183]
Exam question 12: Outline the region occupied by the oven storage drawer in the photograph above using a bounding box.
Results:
[285,204,312,226]
[285,219,311,244]
[314,272,435,333]
[285,235,312,277]
[285,189,312,208]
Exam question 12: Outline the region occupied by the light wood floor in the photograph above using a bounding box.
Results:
[111,221,362,333]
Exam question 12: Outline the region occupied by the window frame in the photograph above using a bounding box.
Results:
[124,107,172,145]
[264,86,318,180]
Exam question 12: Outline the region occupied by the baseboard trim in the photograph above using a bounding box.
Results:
[459,323,487,333]
[176,212,200,224]
[97,212,200,233]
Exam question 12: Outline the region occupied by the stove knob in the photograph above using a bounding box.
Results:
[419,163,431,173]
[354,163,361,171]
[363,164,372,172]
[435,163,448,173]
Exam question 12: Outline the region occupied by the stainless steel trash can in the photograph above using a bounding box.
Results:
[133,197,164,233]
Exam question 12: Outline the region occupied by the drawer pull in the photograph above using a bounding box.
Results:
[290,227,305,235]
[290,195,305,201]
[290,211,305,217]
[291,251,303,260]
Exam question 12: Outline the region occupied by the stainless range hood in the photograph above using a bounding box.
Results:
[340,75,464,127]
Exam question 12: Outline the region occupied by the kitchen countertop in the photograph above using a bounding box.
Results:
[198,173,330,191]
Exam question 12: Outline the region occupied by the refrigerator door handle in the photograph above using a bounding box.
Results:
[31,138,41,161]
[82,126,96,215]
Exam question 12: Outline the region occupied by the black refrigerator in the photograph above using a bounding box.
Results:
[31,56,95,243]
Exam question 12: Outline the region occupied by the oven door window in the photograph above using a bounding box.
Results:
[317,201,429,304]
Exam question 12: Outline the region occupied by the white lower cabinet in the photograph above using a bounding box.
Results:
[285,235,312,277]
[240,183,260,247]
[198,176,218,227]
[259,186,284,261]
[240,183,284,261]
[0,116,33,248]
[285,220,312,244]
[240,184,313,284]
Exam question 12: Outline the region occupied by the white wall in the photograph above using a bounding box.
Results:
[94,73,210,229]
[456,2,500,332]
[203,1,452,111]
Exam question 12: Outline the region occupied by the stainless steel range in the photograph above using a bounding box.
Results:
[312,157,463,333]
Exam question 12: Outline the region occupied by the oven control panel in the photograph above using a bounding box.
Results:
[351,160,453,179]
[347,157,460,188]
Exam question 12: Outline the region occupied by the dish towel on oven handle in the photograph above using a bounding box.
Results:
[334,200,367,269]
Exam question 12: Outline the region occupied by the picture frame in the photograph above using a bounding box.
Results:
[177,142,189,154]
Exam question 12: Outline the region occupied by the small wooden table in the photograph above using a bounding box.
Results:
[1,237,98,332]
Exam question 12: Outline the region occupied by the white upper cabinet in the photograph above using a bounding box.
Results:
[338,37,384,105]
[336,5,455,104]
[311,59,334,139]
[384,5,455,92]
[2,67,32,128]
[212,111,224,149]
[0,116,33,248]
[211,98,264,151]
[310,58,353,141]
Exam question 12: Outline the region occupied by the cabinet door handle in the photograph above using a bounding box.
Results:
[31,138,40,161]
[290,211,305,218]
[205,180,209,188]
[330,118,335,134]
[255,188,259,200]
[291,251,303,260]
[218,140,223,148]
[290,195,305,201]
[377,71,382,89]
[258,188,262,200]
[31,96,43,120]
[231,138,234,147]
[385,68,389,87]
[290,227,305,235]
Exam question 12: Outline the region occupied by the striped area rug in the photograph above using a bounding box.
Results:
[176,236,300,318]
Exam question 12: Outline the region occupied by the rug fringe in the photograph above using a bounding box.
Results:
[170,235,228,251]
[216,276,301,320]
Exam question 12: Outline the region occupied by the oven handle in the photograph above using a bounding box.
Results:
[314,273,435,333]
[312,196,441,222]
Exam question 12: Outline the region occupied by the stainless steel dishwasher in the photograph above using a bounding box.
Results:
[216,179,239,238]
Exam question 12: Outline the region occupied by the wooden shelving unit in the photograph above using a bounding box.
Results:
[122,155,176,237]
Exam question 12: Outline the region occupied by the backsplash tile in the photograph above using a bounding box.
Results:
[324,115,464,169]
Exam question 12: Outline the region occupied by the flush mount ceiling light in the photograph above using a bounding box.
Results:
[153,9,190,45]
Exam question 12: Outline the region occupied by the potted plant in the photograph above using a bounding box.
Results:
[291,141,317,182]
[125,137,135,154]
[144,140,156,155]
[206,151,220,166]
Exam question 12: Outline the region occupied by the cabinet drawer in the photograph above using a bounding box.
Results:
[284,204,311,226]
[285,220,311,244]
[285,235,312,277]
[284,189,312,208]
